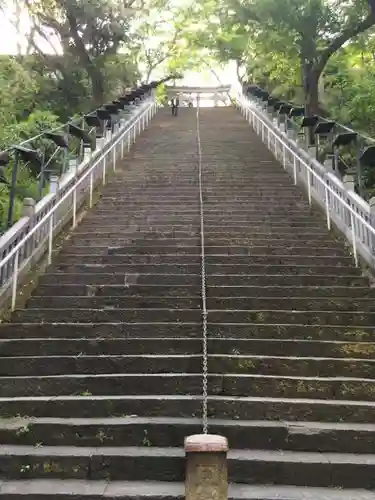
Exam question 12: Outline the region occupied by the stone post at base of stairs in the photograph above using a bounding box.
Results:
[184,434,228,500]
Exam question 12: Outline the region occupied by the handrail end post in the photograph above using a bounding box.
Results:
[369,197,375,255]
[184,434,228,500]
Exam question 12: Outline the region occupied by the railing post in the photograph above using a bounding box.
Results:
[185,435,228,500]
[49,175,59,195]
[89,172,94,209]
[22,198,36,258]
[343,174,355,192]
[369,197,375,256]
[350,211,359,267]
[293,156,297,184]
[48,216,53,265]
[22,198,36,219]
[102,156,106,185]
[11,250,19,311]
[72,189,77,228]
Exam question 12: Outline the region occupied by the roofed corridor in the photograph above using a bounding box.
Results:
[1,105,375,498]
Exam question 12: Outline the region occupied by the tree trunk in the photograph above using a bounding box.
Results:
[306,69,320,116]
[146,68,153,84]
[301,59,320,145]
[235,59,243,84]
[91,71,105,107]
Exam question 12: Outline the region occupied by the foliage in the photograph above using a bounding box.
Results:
[4,0,375,221]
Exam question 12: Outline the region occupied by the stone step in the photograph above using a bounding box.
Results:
[50,264,359,276]
[3,394,375,422]
[12,308,375,325]
[99,196,305,202]
[36,284,201,297]
[2,323,373,341]
[11,308,202,323]
[27,296,202,310]
[2,354,375,378]
[70,230,334,240]
[1,372,375,400]
[34,284,375,298]
[1,445,375,487]
[55,254,354,266]
[66,237,345,247]
[102,185,297,191]
[26,296,375,312]
[62,245,349,256]
[38,273,366,287]
[91,208,317,216]
[39,273,201,286]
[77,223,326,231]
[2,337,374,358]
[1,480,375,500]
[84,214,321,222]
[2,417,375,453]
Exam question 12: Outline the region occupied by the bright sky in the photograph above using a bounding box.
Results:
[0,4,237,86]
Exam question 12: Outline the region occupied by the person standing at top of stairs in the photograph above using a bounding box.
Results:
[171,94,180,116]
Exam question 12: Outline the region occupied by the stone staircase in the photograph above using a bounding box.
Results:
[1,106,375,498]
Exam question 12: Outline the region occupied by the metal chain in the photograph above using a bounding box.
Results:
[196,102,209,434]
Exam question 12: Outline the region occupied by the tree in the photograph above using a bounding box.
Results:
[207,0,375,114]
[25,0,143,105]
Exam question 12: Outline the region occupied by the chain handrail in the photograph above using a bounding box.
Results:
[0,99,157,310]
[196,101,209,434]
[234,90,375,268]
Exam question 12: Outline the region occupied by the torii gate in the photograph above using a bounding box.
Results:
[165,85,231,106]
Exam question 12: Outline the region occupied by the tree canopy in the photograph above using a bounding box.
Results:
[1,0,375,226]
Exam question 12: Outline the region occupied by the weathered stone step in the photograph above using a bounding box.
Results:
[100,196,303,202]
[12,308,375,325]
[38,273,367,287]
[51,263,359,276]
[92,208,316,216]
[35,284,201,297]
[39,273,201,286]
[71,230,333,239]
[1,337,374,358]
[1,445,375,487]
[85,214,320,223]
[0,338,203,357]
[3,394,375,422]
[1,481,374,500]
[207,297,375,311]
[26,296,375,312]
[0,355,203,376]
[0,479,177,500]
[11,308,202,323]
[209,309,375,326]
[1,372,375,400]
[211,354,375,377]
[55,254,353,266]
[66,236,343,247]
[104,185,295,191]
[2,416,375,453]
[35,284,375,299]
[27,296,201,310]
[3,354,375,378]
[77,223,326,232]
[2,323,373,341]
[62,244,349,256]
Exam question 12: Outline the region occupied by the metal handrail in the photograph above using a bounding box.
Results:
[234,90,375,269]
[0,98,157,310]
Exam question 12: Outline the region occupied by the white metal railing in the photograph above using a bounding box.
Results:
[0,97,158,310]
[234,91,375,269]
